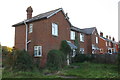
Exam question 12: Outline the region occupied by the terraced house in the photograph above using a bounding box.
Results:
[70,26,99,54]
[13,7,118,67]
[99,32,118,54]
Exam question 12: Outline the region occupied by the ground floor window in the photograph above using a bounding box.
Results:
[80,48,84,54]
[34,46,42,57]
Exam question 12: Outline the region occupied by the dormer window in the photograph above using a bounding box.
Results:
[52,23,58,36]
[29,24,33,33]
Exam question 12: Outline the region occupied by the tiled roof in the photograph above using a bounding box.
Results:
[81,27,96,34]
[71,26,96,35]
[12,8,66,27]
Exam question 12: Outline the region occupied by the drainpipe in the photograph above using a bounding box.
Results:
[24,20,28,51]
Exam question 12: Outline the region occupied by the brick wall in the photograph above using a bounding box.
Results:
[15,11,71,67]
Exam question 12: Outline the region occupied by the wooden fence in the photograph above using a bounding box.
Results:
[90,54,118,64]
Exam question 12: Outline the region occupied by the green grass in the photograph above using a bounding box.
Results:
[60,62,118,78]
[2,62,119,78]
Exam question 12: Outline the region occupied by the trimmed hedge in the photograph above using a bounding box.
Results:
[47,49,65,70]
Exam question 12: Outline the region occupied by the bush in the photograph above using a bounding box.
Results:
[60,40,71,55]
[74,54,94,63]
[47,49,65,70]
[13,50,34,71]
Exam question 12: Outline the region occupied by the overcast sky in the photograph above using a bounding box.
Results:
[0,0,119,47]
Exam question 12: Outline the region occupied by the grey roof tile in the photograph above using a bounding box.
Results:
[12,8,62,27]
[71,26,96,35]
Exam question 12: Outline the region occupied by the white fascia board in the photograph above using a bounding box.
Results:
[92,28,95,34]
[47,8,63,18]
[99,36,106,41]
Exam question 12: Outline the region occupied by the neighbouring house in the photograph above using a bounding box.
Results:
[98,32,108,54]
[12,7,77,67]
[98,32,118,54]
[105,36,117,54]
[70,26,99,54]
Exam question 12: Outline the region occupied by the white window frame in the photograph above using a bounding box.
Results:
[34,46,42,57]
[70,31,75,40]
[52,23,58,36]
[80,48,84,54]
[96,37,98,44]
[29,24,33,33]
[109,41,111,46]
[80,33,84,42]
[106,42,107,46]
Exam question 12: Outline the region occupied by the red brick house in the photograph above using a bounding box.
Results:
[12,6,118,67]
[70,26,99,54]
[12,6,77,67]
[98,32,108,54]
[98,32,118,54]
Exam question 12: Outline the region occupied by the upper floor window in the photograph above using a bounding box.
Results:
[106,42,107,46]
[29,24,33,33]
[80,33,84,42]
[34,46,42,57]
[96,37,98,44]
[109,41,111,46]
[52,23,58,36]
[70,31,75,40]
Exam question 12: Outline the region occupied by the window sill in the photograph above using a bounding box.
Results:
[71,39,75,41]
[80,41,84,42]
[52,35,58,37]
[34,55,42,58]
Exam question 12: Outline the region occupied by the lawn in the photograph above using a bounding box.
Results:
[60,62,118,78]
[2,62,119,78]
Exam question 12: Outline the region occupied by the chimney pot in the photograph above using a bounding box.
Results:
[106,35,108,39]
[112,37,115,41]
[26,6,33,19]
[109,36,111,40]
[100,32,103,37]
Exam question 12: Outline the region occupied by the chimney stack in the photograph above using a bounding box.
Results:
[109,36,111,40]
[100,32,103,37]
[106,35,108,39]
[26,6,33,19]
[112,37,115,41]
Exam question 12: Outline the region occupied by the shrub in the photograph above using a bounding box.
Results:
[74,54,86,62]
[3,53,14,69]
[74,54,94,63]
[60,40,71,55]
[13,50,34,71]
[47,49,65,70]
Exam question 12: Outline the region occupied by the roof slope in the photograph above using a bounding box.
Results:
[71,26,96,35]
[12,8,69,27]
[81,27,96,34]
